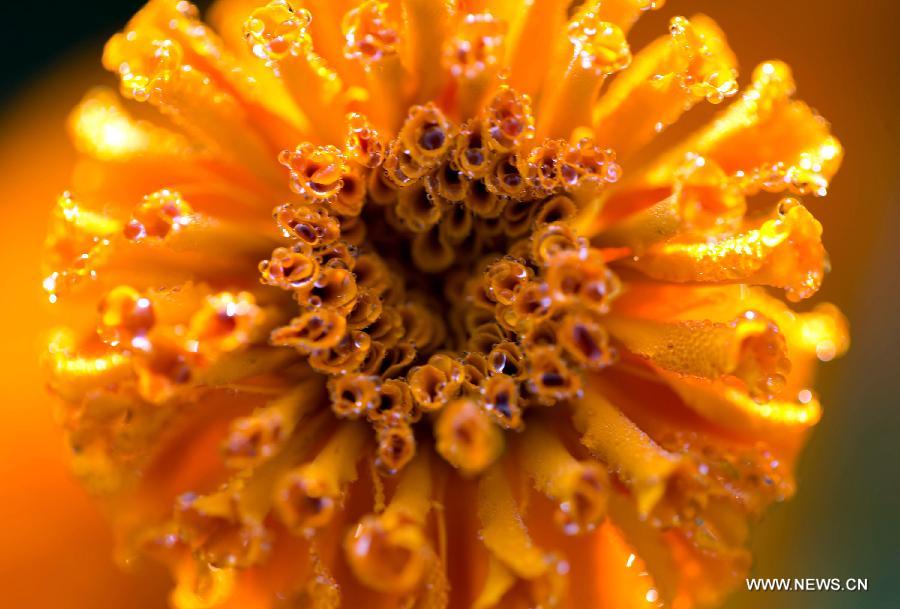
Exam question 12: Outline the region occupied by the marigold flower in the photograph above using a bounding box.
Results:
[43,1,848,608]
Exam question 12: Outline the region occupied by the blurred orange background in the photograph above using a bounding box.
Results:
[0,1,897,608]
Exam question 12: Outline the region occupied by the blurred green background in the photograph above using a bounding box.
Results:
[0,1,897,608]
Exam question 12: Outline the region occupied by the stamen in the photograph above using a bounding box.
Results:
[344,449,434,593]
[174,489,271,569]
[187,291,265,357]
[464,178,505,218]
[383,138,431,186]
[398,299,448,352]
[482,86,535,152]
[259,245,320,291]
[367,378,416,424]
[396,183,444,232]
[279,143,348,201]
[271,309,348,352]
[408,354,464,412]
[487,341,526,379]
[484,258,532,305]
[519,418,610,534]
[98,285,156,348]
[222,382,325,469]
[544,248,620,313]
[558,310,615,370]
[530,221,585,265]
[275,421,368,532]
[344,112,386,168]
[397,103,454,169]
[346,289,383,329]
[124,190,193,241]
[343,0,400,64]
[306,266,359,315]
[343,0,408,130]
[132,333,194,402]
[487,152,530,199]
[501,197,538,238]
[453,118,493,179]
[561,138,622,195]
[308,330,372,374]
[427,161,472,203]
[525,345,582,404]
[352,253,389,294]
[374,421,417,474]
[244,0,312,62]
[534,195,578,226]
[411,225,456,272]
[444,12,506,118]
[434,398,503,476]
[512,282,553,328]
[481,373,522,430]
[329,373,381,419]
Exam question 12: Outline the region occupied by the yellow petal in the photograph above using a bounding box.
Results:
[478,461,549,579]
[593,14,738,161]
[573,377,681,515]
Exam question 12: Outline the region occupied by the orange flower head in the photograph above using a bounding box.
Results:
[44,1,849,608]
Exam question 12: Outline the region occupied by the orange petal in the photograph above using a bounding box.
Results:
[624,197,826,301]
[593,14,738,161]
[643,60,842,198]
[573,377,682,515]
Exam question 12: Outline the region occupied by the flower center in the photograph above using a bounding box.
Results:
[264,88,623,476]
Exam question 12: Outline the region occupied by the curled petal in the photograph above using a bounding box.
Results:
[626,198,826,301]
[657,369,821,440]
[646,60,842,197]
[605,311,791,401]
